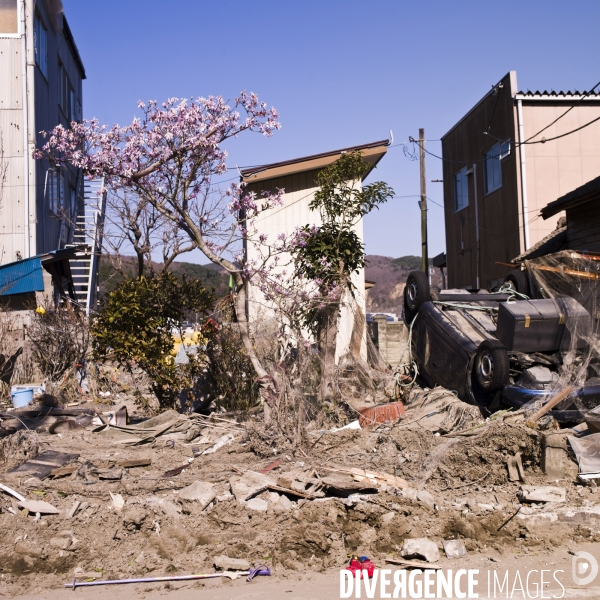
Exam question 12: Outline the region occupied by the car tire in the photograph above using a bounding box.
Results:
[504,270,529,296]
[404,271,430,313]
[474,339,509,391]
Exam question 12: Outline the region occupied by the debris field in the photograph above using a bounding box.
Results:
[1,386,599,596]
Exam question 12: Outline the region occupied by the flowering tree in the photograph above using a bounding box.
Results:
[34,93,282,396]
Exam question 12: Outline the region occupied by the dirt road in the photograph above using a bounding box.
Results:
[9,542,600,599]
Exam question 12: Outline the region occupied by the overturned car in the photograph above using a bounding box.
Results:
[403,269,600,420]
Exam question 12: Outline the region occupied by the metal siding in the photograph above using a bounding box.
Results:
[0,38,22,108]
[0,107,25,264]
[0,256,44,295]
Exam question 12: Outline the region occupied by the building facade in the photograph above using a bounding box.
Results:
[441,71,600,289]
[0,0,85,266]
[241,140,389,363]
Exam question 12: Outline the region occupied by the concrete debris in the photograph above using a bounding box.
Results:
[202,433,235,455]
[109,492,125,511]
[245,498,268,512]
[229,471,276,502]
[517,504,600,527]
[178,481,216,509]
[269,492,294,512]
[416,489,435,509]
[50,536,71,550]
[18,500,60,515]
[213,555,250,571]
[518,485,566,503]
[443,539,467,559]
[506,452,525,482]
[400,537,440,563]
[542,432,578,480]
[146,496,181,519]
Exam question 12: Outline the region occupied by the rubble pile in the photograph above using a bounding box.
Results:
[1,384,599,595]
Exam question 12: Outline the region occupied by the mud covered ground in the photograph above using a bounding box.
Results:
[1,393,598,596]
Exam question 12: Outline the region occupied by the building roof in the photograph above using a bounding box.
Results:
[0,257,45,296]
[0,248,79,297]
[240,139,389,183]
[516,90,600,100]
[511,226,567,263]
[63,16,86,80]
[541,175,600,220]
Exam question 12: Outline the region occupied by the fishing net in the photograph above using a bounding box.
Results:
[519,249,600,415]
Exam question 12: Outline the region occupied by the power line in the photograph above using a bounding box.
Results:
[523,80,600,143]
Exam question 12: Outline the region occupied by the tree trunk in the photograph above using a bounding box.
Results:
[135,249,144,278]
[318,305,339,402]
[233,275,276,420]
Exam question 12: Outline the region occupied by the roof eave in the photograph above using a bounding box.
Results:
[62,16,86,80]
[240,139,389,183]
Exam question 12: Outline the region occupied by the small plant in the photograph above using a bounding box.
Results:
[28,305,90,382]
[91,271,214,410]
[203,322,259,412]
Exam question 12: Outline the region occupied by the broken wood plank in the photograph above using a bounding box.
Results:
[18,500,60,515]
[50,466,79,478]
[323,465,408,489]
[116,458,151,468]
[162,464,189,478]
[259,458,282,474]
[322,476,378,495]
[266,483,319,500]
[527,386,574,426]
[385,557,442,570]
[0,482,26,502]
[8,451,80,480]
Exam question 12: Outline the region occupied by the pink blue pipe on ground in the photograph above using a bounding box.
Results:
[65,566,271,589]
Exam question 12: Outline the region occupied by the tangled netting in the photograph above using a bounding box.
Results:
[522,249,600,413]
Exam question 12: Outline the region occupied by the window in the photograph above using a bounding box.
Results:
[0,0,18,34]
[34,12,47,76]
[58,62,75,122]
[69,185,77,218]
[454,166,468,212]
[483,141,510,195]
[45,169,64,215]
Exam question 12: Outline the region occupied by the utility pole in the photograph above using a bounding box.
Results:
[419,128,428,274]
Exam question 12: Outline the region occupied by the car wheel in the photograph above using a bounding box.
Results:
[474,339,509,391]
[504,270,529,296]
[404,271,430,313]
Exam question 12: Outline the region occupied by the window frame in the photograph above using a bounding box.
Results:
[0,0,20,37]
[58,60,76,123]
[34,11,47,77]
[453,165,469,213]
[45,168,65,216]
[483,142,504,196]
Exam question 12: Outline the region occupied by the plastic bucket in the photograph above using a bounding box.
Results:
[10,388,34,408]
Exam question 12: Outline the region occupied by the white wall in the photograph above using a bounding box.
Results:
[244,167,367,362]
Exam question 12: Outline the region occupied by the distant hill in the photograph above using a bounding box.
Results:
[365,255,442,317]
[98,256,230,298]
[98,253,441,318]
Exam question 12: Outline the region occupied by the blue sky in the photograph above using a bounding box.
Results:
[63,0,600,263]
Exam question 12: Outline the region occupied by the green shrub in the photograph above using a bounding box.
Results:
[91,272,213,410]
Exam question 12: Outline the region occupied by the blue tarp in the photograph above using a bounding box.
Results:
[0,257,45,296]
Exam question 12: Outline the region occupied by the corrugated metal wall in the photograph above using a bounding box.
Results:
[0,35,25,265]
[0,0,84,265]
